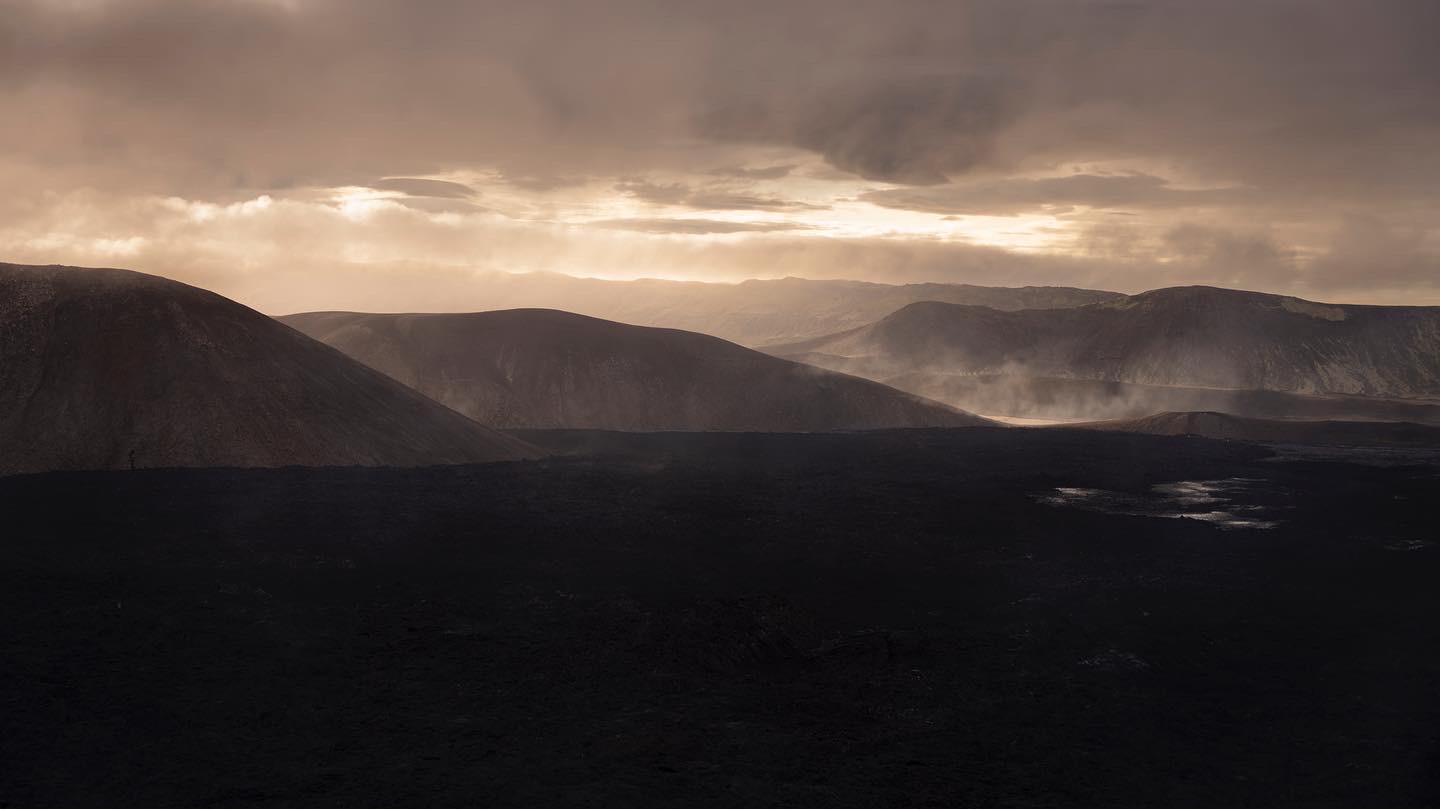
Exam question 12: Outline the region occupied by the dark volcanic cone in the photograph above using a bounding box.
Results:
[0,263,540,475]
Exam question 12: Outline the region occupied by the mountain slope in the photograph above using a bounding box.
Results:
[1067,411,1440,448]
[0,263,539,475]
[281,309,988,431]
[777,287,1440,400]
[302,272,1121,347]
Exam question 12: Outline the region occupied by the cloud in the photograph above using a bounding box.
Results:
[702,73,1021,185]
[862,173,1246,216]
[685,192,827,212]
[495,171,589,192]
[1307,216,1440,293]
[367,178,476,199]
[1161,224,1293,271]
[615,181,691,206]
[8,0,1434,197]
[588,218,814,235]
[1,0,1438,302]
[709,164,796,180]
[392,197,485,215]
[3,187,1437,315]
[617,181,826,212]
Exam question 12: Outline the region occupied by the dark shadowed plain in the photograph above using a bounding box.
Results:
[3,429,1438,808]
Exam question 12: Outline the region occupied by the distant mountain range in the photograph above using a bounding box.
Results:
[1067,411,1440,448]
[281,309,986,432]
[391,272,1121,346]
[775,287,1440,407]
[8,262,1439,468]
[0,264,538,475]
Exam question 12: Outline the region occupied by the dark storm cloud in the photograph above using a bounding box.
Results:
[861,174,1246,216]
[1,0,1437,299]
[4,0,1433,194]
[7,0,1439,194]
[0,0,714,192]
[700,73,1020,186]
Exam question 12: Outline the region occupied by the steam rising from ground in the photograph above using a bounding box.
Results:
[885,370,1181,422]
[885,372,1440,425]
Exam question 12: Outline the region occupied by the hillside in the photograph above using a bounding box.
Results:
[0,263,539,475]
[776,287,1440,401]
[342,272,1122,347]
[281,309,987,431]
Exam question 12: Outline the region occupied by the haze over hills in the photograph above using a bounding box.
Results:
[1067,411,1440,448]
[0,263,539,475]
[380,272,1122,347]
[281,309,988,432]
[875,374,1440,426]
[776,287,1440,411]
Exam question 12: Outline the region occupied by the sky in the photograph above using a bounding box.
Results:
[2,0,1438,312]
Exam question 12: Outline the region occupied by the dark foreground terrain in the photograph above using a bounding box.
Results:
[3,428,1438,808]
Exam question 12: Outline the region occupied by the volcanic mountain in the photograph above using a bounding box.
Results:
[1067,411,1440,448]
[0,263,539,475]
[776,287,1440,402]
[428,272,1121,346]
[280,309,987,431]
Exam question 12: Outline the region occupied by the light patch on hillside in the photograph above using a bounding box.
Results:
[1280,298,1347,321]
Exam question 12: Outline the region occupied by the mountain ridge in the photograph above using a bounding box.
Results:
[774,286,1440,401]
[0,263,539,475]
[292,271,1121,347]
[281,308,989,432]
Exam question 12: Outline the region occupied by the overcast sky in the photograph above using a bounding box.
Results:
[2,0,1438,311]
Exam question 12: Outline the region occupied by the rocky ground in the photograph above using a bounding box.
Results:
[2,428,1437,807]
